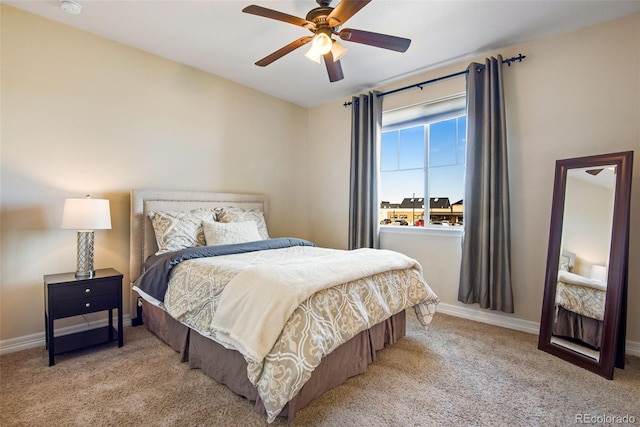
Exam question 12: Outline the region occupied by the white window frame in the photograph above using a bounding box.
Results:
[379,93,466,233]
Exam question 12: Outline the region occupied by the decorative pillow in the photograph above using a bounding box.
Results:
[203,220,262,246]
[148,209,216,255]
[215,207,269,240]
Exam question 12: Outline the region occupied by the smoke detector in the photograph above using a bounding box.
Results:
[61,0,82,15]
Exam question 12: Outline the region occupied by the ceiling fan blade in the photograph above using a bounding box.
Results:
[327,0,371,27]
[243,5,315,29]
[255,36,313,67]
[339,28,411,52]
[323,51,344,82]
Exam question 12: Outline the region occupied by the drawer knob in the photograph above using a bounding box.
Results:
[85,302,91,308]
[85,288,91,293]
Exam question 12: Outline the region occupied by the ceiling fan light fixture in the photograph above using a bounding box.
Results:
[311,31,333,55]
[330,39,348,61]
[243,0,411,82]
[304,47,323,64]
[305,29,333,63]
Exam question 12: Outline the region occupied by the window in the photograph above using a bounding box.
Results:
[379,95,466,227]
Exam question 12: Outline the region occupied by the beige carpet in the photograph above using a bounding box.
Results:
[1,313,638,426]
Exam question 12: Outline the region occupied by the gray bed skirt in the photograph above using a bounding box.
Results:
[552,306,603,350]
[142,300,406,421]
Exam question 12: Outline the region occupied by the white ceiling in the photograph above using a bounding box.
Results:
[5,0,640,108]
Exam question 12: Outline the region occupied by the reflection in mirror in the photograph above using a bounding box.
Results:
[551,166,616,361]
[538,151,633,380]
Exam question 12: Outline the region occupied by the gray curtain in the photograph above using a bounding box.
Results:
[349,91,383,249]
[458,55,514,313]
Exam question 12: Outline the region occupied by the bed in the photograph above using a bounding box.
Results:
[553,269,606,350]
[129,189,439,422]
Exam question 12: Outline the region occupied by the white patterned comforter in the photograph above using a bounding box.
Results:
[163,245,439,422]
[555,270,606,320]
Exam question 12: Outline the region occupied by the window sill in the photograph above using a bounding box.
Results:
[379,225,463,237]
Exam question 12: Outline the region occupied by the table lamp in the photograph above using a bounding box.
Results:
[62,195,112,278]
[590,264,607,283]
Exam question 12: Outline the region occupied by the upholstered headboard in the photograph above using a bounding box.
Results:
[129,189,269,286]
[560,250,576,272]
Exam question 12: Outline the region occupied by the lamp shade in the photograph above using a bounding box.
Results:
[304,47,322,64]
[311,32,332,55]
[62,197,112,230]
[330,40,348,61]
[590,264,607,283]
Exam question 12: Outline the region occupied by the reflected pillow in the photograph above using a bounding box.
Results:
[215,207,269,240]
[148,209,216,255]
[203,220,262,246]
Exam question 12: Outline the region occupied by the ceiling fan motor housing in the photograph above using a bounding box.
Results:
[306,7,336,31]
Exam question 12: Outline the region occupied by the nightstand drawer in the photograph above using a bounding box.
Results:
[53,293,118,318]
[54,280,119,301]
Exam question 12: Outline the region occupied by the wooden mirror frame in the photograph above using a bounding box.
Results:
[538,151,633,379]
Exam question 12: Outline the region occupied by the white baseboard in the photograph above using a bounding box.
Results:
[437,302,541,334]
[1,309,638,358]
[436,302,640,358]
[0,316,132,356]
[625,339,640,357]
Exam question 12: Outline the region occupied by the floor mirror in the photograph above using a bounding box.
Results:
[538,151,633,379]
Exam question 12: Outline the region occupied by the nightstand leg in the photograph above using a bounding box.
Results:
[118,306,123,347]
[108,308,114,341]
[44,312,48,350]
[48,314,55,366]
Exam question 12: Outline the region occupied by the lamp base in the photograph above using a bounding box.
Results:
[76,231,95,279]
[75,270,95,279]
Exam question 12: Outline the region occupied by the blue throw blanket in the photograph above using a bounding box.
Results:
[134,237,315,302]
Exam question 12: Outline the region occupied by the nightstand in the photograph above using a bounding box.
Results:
[44,268,123,366]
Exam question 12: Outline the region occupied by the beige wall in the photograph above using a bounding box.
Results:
[0,5,309,342]
[1,5,639,347]
[308,13,640,342]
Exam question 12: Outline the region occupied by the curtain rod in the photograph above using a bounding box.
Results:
[343,53,526,107]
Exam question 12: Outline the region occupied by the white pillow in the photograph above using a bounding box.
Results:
[215,207,269,240]
[203,220,262,246]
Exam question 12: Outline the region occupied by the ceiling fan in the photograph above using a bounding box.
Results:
[242,0,411,82]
